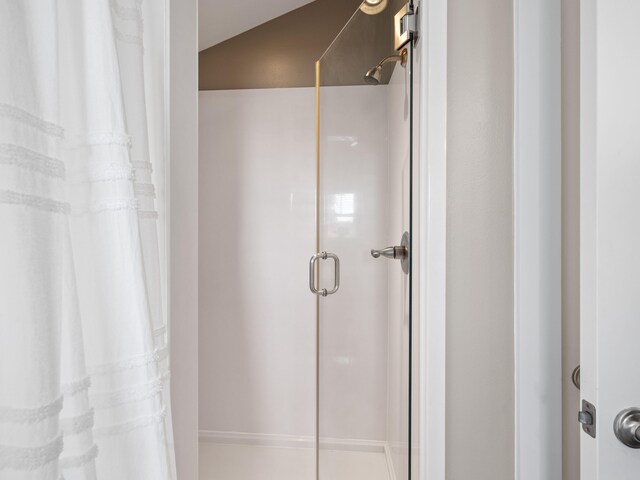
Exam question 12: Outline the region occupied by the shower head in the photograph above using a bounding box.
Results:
[364,65,382,85]
[363,48,408,86]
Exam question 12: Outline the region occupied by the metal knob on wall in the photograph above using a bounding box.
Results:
[371,231,409,274]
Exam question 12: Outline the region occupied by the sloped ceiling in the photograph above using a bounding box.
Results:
[199,0,407,91]
[199,0,364,90]
[199,0,315,51]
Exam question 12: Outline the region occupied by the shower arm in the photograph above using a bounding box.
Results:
[377,48,408,69]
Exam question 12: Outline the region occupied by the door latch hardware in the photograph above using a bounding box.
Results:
[578,411,592,425]
[579,399,596,438]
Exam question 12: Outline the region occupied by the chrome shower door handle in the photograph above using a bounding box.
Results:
[309,252,340,297]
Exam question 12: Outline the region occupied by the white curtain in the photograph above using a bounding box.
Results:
[0,1,175,479]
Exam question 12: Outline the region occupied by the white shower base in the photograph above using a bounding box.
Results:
[199,442,391,480]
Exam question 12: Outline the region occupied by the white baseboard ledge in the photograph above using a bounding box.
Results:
[199,430,399,480]
[199,430,386,452]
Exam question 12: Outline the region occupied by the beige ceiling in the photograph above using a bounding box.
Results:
[198,0,315,51]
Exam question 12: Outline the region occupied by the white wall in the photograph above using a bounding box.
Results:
[446,0,515,478]
[199,88,317,437]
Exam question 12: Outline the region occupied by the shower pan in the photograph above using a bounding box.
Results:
[311,1,418,478]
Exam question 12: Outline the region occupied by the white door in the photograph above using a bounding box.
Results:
[581,0,640,478]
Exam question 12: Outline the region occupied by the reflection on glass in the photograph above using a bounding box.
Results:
[328,135,359,147]
[360,0,388,15]
[331,193,355,223]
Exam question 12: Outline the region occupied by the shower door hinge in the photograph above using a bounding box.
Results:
[395,3,418,51]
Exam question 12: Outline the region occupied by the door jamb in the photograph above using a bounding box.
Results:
[417,0,447,478]
[513,1,562,479]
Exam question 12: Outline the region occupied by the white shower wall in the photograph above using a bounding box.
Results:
[317,85,390,444]
[199,88,316,437]
[198,84,405,447]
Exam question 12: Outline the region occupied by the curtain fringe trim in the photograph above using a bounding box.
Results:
[59,444,98,470]
[91,372,169,409]
[110,0,143,24]
[88,346,169,376]
[114,29,143,47]
[0,190,70,214]
[0,396,63,424]
[66,132,132,149]
[71,198,138,216]
[60,409,94,435]
[138,210,158,219]
[0,144,65,178]
[61,377,91,397]
[133,183,155,198]
[0,435,63,470]
[153,325,167,337]
[131,161,152,173]
[0,104,64,138]
[94,408,166,437]
[68,164,134,184]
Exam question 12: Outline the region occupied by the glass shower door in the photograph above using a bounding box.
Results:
[312,2,415,479]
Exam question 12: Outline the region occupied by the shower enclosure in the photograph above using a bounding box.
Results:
[312,1,418,478]
[197,1,418,479]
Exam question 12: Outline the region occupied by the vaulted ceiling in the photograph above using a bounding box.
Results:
[198,0,315,51]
